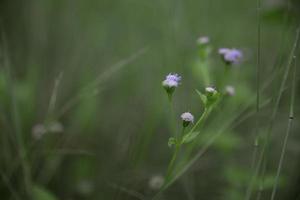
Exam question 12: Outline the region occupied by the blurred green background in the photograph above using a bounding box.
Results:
[0,0,300,199]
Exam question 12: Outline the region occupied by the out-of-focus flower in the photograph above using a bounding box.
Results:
[219,48,243,65]
[197,36,210,45]
[225,85,235,96]
[149,175,164,190]
[181,112,194,127]
[32,124,47,140]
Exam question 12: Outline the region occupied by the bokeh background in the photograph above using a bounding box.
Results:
[0,0,300,199]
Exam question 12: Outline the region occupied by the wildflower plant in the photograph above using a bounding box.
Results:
[161,71,222,190]
[158,36,249,197]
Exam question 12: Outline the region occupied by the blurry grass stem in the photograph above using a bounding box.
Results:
[245,27,300,200]
[270,56,297,200]
[1,30,32,198]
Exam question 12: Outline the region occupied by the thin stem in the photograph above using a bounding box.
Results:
[251,0,261,197]
[1,30,32,197]
[165,144,180,183]
[245,27,300,200]
[188,108,209,135]
[270,56,297,200]
[168,98,177,137]
[165,127,185,182]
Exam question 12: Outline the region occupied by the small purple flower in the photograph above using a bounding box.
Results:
[219,48,243,65]
[181,112,194,127]
[162,73,181,88]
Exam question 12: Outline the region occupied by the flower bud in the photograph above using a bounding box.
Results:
[181,112,194,127]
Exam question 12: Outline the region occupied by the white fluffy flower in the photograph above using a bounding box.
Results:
[205,87,216,94]
[181,112,194,123]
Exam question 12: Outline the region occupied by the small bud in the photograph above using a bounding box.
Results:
[162,73,181,100]
[197,36,210,46]
[205,86,217,95]
[205,86,219,107]
[181,112,194,127]
[225,85,235,96]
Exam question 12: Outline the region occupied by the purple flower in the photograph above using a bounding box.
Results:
[219,48,243,65]
[181,112,194,127]
[162,73,181,88]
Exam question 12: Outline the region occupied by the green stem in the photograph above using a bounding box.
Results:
[165,143,180,182]
[270,56,297,200]
[165,127,185,182]
[188,108,209,136]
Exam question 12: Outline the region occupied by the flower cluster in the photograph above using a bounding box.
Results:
[162,73,181,88]
[218,48,243,65]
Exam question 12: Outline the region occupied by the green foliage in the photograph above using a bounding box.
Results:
[32,185,58,200]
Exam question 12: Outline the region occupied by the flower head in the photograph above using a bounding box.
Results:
[162,73,181,100]
[181,112,194,127]
[205,86,216,94]
[197,36,210,45]
[225,85,235,96]
[219,48,243,65]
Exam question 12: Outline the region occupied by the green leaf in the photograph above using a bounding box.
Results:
[196,90,207,105]
[182,131,200,144]
[32,185,58,200]
[168,137,177,147]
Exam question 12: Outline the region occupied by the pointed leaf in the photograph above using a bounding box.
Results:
[196,90,207,105]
